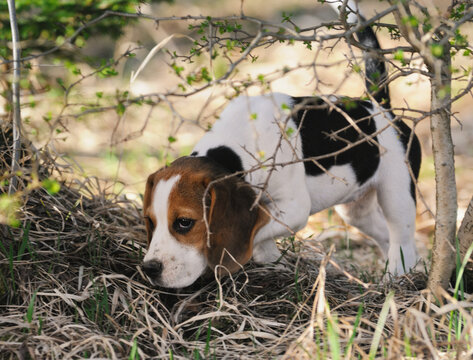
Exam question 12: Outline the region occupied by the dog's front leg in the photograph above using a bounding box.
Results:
[252,193,311,264]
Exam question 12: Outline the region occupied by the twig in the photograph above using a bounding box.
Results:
[7,0,22,194]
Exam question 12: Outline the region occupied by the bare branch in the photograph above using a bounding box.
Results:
[7,0,22,194]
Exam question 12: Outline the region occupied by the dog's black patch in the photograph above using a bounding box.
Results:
[206,146,244,176]
[396,120,422,201]
[291,97,380,185]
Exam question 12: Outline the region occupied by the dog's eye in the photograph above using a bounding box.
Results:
[173,217,195,234]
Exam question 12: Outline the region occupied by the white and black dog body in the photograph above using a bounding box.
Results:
[142,1,421,288]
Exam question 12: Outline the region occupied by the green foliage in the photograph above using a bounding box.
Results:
[42,178,61,195]
[0,193,21,227]
[344,302,363,357]
[451,30,468,48]
[281,12,293,24]
[326,314,341,360]
[394,49,407,66]
[0,0,170,59]
[83,280,110,328]
[98,65,119,78]
[26,291,37,324]
[128,338,139,360]
[450,2,468,21]
[430,43,444,58]
[402,15,419,28]
[341,97,358,111]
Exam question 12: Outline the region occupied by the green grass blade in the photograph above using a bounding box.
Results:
[453,240,473,298]
[17,222,31,261]
[404,335,412,357]
[327,315,341,360]
[129,338,138,360]
[369,291,394,360]
[205,319,212,355]
[344,302,363,357]
[400,246,406,274]
[26,291,37,323]
[449,239,473,345]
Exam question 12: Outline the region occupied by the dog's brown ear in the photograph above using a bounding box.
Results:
[143,171,158,245]
[204,178,268,274]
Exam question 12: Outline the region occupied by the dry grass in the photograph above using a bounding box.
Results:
[1,153,472,360]
[1,1,473,356]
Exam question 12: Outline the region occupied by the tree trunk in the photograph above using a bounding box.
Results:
[427,48,458,295]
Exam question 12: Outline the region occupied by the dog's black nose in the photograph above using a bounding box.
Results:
[142,260,163,279]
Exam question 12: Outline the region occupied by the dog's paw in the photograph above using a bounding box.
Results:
[252,240,281,264]
[387,243,419,276]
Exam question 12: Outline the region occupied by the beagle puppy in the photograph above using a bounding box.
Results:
[142,1,421,288]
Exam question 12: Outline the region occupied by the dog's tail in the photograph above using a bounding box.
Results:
[329,0,390,106]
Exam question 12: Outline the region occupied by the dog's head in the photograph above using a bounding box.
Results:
[142,156,268,288]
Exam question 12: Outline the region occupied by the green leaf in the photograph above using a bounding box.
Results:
[402,15,419,27]
[394,49,406,66]
[171,63,185,76]
[352,64,361,73]
[327,315,341,360]
[431,44,444,58]
[186,74,196,85]
[42,179,61,195]
[0,193,21,227]
[200,67,212,82]
[342,97,357,110]
[168,136,177,143]
[437,85,451,99]
[128,338,139,360]
[75,36,85,47]
[56,78,65,88]
[98,66,118,78]
[55,36,65,46]
[26,291,37,324]
[116,102,126,116]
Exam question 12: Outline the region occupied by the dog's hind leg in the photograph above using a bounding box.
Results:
[376,164,418,275]
[334,188,390,257]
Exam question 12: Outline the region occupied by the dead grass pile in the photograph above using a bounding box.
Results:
[1,155,472,359]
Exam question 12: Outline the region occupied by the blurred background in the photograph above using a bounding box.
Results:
[1,0,472,272]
